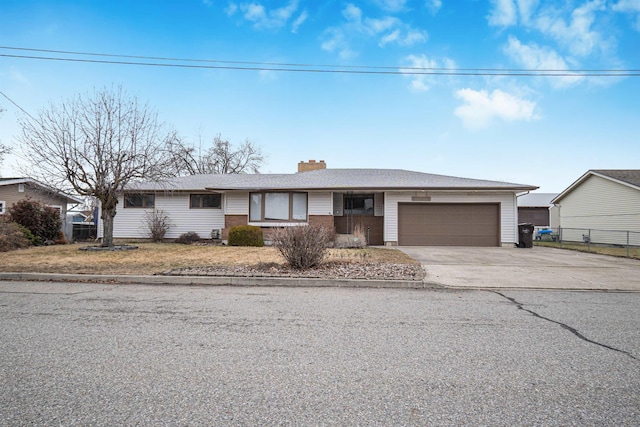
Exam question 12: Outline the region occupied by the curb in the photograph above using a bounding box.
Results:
[0,272,441,290]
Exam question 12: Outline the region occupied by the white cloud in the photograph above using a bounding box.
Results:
[504,36,583,87]
[400,54,453,92]
[239,0,299,30]
[426,0,442,15]
[291,10,308,33]
[488,0,517,26]
[322,4,427,56]
[225,2,238,16]
[320,28,356,59]
[202,0,213,6]
[371,0,408,12]
[612,0,640,31]
[516,0,539,24]
[534,0,607,57]
[343,4,362,22]
[365,16,400,34]
[454,88,537,129]
[612,0,640,11]
[488,0,540,26]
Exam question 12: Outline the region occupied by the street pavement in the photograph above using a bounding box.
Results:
[399,246,640,291]
[1,281,638,426]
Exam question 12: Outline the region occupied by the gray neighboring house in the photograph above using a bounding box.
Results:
[109,161,538,247]
[0,177,83,240]
[517,193,558,227]
[550,170,640,245]
[0,177,82,217]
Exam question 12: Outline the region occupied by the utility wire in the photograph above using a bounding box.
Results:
[3,45,639,73]
[0,89,37,121]
[0,46,638,76]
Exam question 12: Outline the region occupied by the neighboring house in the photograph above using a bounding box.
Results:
[0,177,82,217]
[111,161,537,247]
[551,170,640,245]
[517,193,557,227]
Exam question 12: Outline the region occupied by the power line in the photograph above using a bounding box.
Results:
[0,46,638,77]
[0,90,37,121]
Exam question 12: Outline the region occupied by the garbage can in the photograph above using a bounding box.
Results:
[518,223,534,248]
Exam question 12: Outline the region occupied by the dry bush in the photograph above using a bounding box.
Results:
[0,218,30,252]
[272,225,331,269]
[145,209,171,242]
[334,224,367,249]
[175,231,201,244]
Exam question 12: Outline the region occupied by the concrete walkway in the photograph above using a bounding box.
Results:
[398,246,640,291]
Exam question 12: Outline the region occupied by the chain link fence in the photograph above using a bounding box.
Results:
[533,226,640,258]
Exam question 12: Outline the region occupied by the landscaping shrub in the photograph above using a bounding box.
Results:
[335,224,367,249]
[175,231,202,244]
[145,209,171,242]
[8,198,62,243]
[272,225,330,269]
[16,224,41,246]
[228,225,264,247]
[0,218,30,252]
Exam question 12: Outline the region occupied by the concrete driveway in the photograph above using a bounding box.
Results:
[398,246,640,291]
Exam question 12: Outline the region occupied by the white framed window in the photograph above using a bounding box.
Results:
[249,192,308,222]
[18,183,25,192]
[0,200,5,214]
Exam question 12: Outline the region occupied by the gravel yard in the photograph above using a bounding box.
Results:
[165,261,425,281]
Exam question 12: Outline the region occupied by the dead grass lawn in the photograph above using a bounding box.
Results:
[535,241,640,259]
[1,243,418,275]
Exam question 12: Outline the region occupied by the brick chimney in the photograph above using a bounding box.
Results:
[298,159,327,173]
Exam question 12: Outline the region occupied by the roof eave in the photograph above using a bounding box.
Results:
[205,185,539,192]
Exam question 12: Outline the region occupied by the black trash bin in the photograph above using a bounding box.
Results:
[518,223,534,248]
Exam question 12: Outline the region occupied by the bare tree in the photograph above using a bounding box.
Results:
[166,134,264,176]
[18,87,178,247]
[0,106,10,173]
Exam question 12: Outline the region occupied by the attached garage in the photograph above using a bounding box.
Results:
[397,203,500,246]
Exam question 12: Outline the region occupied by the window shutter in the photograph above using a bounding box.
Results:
[374,193,384,216]
[333,193,343,216]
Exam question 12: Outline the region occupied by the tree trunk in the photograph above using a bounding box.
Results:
[101,207,116,247]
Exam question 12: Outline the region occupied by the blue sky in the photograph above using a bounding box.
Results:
[1,0,638,192]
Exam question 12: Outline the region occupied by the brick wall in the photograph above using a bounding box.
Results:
[222,214,248,240]
[309,215,335,239]
[334,215,384,245]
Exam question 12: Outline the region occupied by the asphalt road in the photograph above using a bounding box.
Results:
[1,281,639,426]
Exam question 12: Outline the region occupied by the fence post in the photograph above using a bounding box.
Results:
[559,226,562,248]
[588,229,591,252]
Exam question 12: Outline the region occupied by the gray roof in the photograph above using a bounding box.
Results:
[0,177,84,203]
[591,170,640,188]
[127,169,538,192]
[517,193,558,207]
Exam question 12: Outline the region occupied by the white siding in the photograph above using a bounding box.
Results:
[384,191,517,245]
[309,192,332,216]
[558,175,640,231]
[557,175,640,245]
[113,193,225,239]
[225,192,249,215]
